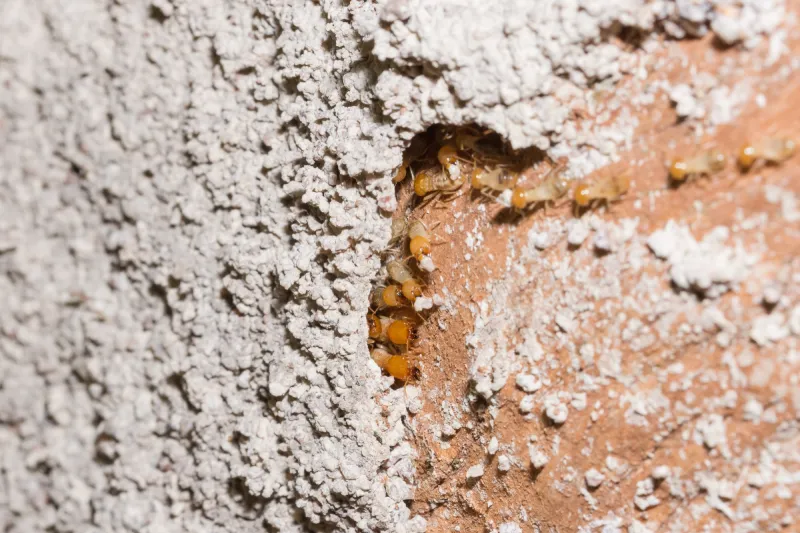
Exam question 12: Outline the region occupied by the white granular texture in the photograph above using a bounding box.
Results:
[648,222,757,298]
[651,465,671,480]
[519,395,536,414]
[418,255,437,272]
[497,455,512,472]
[516,373,542,393]
[529,446,550,469]
[466,464,485,480]
[567,220,591,246]
[544,396,569,425]
[487,436,499,455]
[414,296,435,312]
[499,522,523,533]
[585,468,605,488]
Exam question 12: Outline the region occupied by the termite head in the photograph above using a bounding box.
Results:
[386,319,412,345]
[382,284,406,307]
[511,187,528,210]
[573,183,592,206]
[393,163,408,183]
[370,348,414,381]
[386,356,413,381]
[414,169,434,197]
[409,236,431,261]
[738,144,757,170]
[401,279,423,302]
[438,143,459,167]
[669,158,688,181]
[367,314,382,338]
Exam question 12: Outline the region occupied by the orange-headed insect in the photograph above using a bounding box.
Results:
[371,285,407,308]
[368,315,413,346]
[408,220,432,262]
[573,174,630,212]
[511,165,569,210]
[668,150,726,182]
[414,166,467,198]
[393,161,409,183]
[437,143,462,168]
[738,137,796,170]
[386,260,423,302]
[384,318,412,345]
[370,348,415,381]
[367,313,382,339]
[393,134,432,184]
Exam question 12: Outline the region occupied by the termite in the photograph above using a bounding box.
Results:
[413,167,467,198]
[408,220,432,262]
[367,313,382,339]
[455,132,481,152]
[437,137,475,178]
[370,348,415,381]
[437,143,462,168]
[368,316,413,345]
[386,260,424,302]
[393,135,432,183]
[668,150,726,182]
[393,161,409,183]
[470,167,518,193]
[389,217,408,244]
[573,174,630,211]
[385,319,412,345]
[738,137,797,170]
[371,284,407,308]
[511,166,569,210]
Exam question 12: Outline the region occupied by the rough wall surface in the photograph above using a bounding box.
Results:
[0,1,788,532]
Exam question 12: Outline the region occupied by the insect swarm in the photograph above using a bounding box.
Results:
[668,150,726,182]
[573,173,630,212]
[738,137,797,170]
[511,165,569,210]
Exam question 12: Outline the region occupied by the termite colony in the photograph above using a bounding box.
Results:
[369,128,797,383]
[369,126,590,383]
[369,126,533,383]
